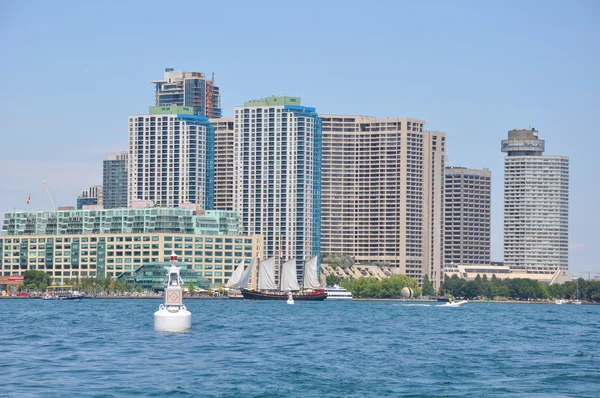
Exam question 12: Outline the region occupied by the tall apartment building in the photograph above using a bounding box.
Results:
[76,186,103,210]
[502,128,569,272]
[103,152,128,209]
[151,68,222,118]
[320,115,445,288]
[234,96,321,274]
[444,167,491,265]
[128,106,215,209]
[211,118,235,211]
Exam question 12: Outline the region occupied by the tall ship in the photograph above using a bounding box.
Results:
[227,256,326,301]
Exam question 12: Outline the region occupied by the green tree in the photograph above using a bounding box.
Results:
[326,275,342,287]
[23,270,52,291]
[322,254,355,268]
[188,281,196,294]
[421,275,435,296]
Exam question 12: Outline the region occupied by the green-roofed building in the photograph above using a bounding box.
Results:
[118,261,210,292]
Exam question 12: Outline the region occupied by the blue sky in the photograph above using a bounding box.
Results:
[0,0,598,275]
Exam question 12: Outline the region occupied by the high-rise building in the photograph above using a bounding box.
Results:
[128,106,215,209]
[76,185,103,209]
[151,68,222,118]
[103,152,128,209]
[444,167,491,265]
[320,116,445,288]
[501,128,569,272]
[212,118,235,211]
[234,96,321,275]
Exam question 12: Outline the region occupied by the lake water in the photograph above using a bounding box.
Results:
[1,299,599,397]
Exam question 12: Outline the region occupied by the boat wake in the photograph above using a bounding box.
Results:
[400,303,432,307]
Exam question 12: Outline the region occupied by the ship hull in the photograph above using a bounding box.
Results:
[241,289,327,301]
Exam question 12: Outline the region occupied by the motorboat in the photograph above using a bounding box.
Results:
[439,300,468,307]
[325,285,353,300]
[555,299,568,305]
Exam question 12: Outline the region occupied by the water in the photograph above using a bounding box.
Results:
[1,299,599,397]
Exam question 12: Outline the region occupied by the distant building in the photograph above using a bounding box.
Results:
[444,167,491,265]
[128,106,215,209]
[77,186,103,210]
[320,115,445,288]
[234,96,321,276]
[212,118,235,211]
[443,264,571,285]
[501,128,569,273]
[103,152,128,209]
[151,68,221,118]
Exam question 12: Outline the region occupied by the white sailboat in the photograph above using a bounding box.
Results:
[225,259,256,298]
[573,279,582,305]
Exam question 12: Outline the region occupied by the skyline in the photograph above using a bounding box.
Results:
[1,0,598,275]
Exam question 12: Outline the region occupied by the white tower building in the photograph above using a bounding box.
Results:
[502,128,569,272]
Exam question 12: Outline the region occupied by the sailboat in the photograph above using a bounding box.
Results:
[225,259,256,299]
[241,256,327,301]
[572,279,582,305]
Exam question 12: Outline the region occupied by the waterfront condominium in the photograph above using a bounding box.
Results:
[103,152,128,209]
[128,106,215,209]
[320,116,445,288]
[501,128,569,273]
[234,96,321,276]
[1,208,258,285]
[211,117,235,211]
[151,68,222,118]
[444,167,491,265]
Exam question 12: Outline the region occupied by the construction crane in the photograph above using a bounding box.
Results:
[43,180,56,210]
[578,271,600,280]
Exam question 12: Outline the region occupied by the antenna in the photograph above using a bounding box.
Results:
[43,180,56,210]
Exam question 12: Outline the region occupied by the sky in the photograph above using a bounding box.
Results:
[0,0,598,275]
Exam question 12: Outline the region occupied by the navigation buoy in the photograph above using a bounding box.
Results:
[287,291,294,305]
[154,252,192,332]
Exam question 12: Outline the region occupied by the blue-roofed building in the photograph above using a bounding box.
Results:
[128,106,215,209]
[234,96,322,280]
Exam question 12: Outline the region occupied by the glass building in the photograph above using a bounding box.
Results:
[128,106,215,209]
[234,96,322,277]
[151,68,222,118]
[103,152,128,209]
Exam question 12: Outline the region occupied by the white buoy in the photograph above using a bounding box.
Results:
[287,291,294,305]
[154,252,192,332]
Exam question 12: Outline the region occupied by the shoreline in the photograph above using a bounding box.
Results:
[1,296,596,304]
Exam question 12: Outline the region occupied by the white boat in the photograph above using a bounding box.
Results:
[555,299,568,305]
[572,280,582,304]
[439,300,468,307]
[325,285,353,300]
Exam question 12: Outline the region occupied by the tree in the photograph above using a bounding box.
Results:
[322,254,355,268]
[326,275,342,287]
[188,281,196,295]
[23,270,52,291]
[421,275,435,296]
